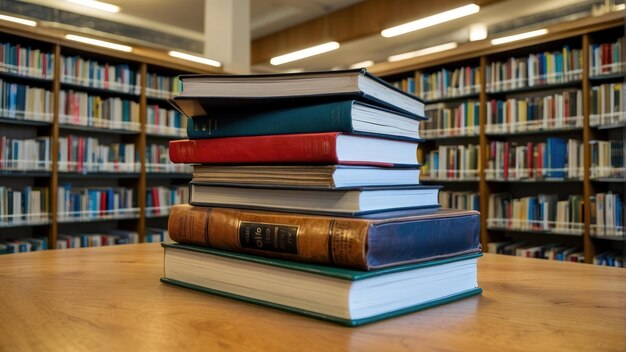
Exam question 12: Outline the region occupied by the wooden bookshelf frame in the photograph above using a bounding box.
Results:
[0,22,221,246]
[370,11,625,264]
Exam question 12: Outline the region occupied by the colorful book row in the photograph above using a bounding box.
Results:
[589,38,624,77]
[486,138,582,180]
[146,144,191,173]
[59,90,140,131]
[58,136,138,173]
[591,192,624,237]
[486,90,583,134]
[0,237,48,254]
[422,101,480,138]
[146,186,189,216]
[0,186,50,226]
[60,55,138,94]
[145,73,182,99]
[419,66,480,101]
[0,79,53,122]
[56,230,140,249]
[486,46,583,92]
[439,191,479,211]
[0,42,54,79]
[590,139,625,179]
[57,186,136,221]
[488,241,584,263]
[590,83,625,127]
[422,144,479,181]
[487,193,584,235]
[0,136,50,171]
[146,105,186,137]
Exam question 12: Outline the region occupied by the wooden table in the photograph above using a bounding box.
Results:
[0,243,624,351]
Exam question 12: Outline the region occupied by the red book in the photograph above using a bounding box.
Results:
[152,187,160,214]
[100,191,107,216]
[503,142,509,180]
[169,133,420,167]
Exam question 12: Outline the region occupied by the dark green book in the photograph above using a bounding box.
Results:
[161,242,482,327]
[186,100,425,141]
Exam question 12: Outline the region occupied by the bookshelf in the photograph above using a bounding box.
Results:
[372,11,625,266]
[0,23,219,252]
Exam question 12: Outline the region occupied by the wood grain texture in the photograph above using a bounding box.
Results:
[0,244,623,351]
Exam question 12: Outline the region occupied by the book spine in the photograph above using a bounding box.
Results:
[168,204,481,270]
[168,204,370,269]
[169,133,340,164]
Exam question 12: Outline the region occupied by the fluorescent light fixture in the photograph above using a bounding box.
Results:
[350,60,374,69]
[66,0,120,13]
[65,34,132,52]
[168,51,221,67]
[491,29,548,45]
[388,42,458,62]
[381,4,480,38]
[616,3,625,10]
[469,24,487,41]
[0,14,37,27]
[270,41,340,65]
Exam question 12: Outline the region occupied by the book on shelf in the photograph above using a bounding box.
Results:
[590,83,625,126]
[1,237,48,253]
[191,165,421,189]
[0,186,49,225]
[0,42,54,79]
[168,204,480,270]
[0,136,51,171]
[59,90,140,130]
[590,139,625,178]
[488,241,584,263]
[57,185,135,221]
[188,183,440,216]
[186,100,425,141]
[161,242,482,326]
[422,101,480,138]
[593,251,624,267]
[60,55,137,93]
[169,132,421,167]
[418,66,481,101]
[0,79,53,122]
[589,37,624,76]
[591,192,624,237]
[170,69,425,117]
[56,230,139,249]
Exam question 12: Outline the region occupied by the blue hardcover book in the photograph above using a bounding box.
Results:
[186,100,425,141]
[545,137,566,178]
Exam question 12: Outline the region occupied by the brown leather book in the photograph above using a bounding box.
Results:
[168,204,481,270]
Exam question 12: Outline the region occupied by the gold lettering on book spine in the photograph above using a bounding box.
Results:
[330,220,369,268]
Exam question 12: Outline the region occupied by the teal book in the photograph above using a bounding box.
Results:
[161,242,482,327]
[186,100,425,141]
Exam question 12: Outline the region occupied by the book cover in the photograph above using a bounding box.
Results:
[186,100,425,141]
[167,204,480,270]
[169,132,421,167]
[161,242,482,326]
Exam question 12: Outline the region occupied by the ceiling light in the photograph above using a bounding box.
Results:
[168,51,221,67]
[381,4,480,38]
[350,60,374,69]
[65,34,132,52]
[0,14,37,27]
[469,24,487,42]
[66,0,120,13]
[616,4,625,10]
[388,42,458,62]
[270,42,340,65]
[491,29,548,45]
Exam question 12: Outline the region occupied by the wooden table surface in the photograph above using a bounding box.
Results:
[0,243,624,351]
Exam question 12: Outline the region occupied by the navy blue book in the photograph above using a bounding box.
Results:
[186,100,426,141]
[545,137,567,178]
[170,69,425,118]
[168,204,480,270]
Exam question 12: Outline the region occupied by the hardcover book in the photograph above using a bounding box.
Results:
[161,242,482,326]
[191,165,421,189]
[167,204,480,270]
[188,183,440,215]
[186,100,425,141]
[170,69,425,117]
[169,132,421,167]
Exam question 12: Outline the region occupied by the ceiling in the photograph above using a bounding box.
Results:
[6,0,620,72]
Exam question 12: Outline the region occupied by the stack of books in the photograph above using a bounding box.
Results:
[163,69,483,326]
